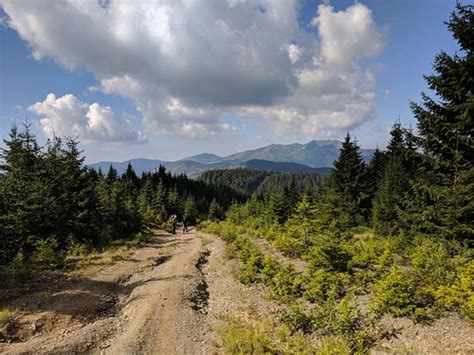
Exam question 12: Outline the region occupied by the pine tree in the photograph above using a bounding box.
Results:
[0,123,48,262]
[167,187,182,217]
[268,190,290,224]
[406,3,473,240]
[106,165,118,184]
[293,193,316,248]
[372,122,413,235]
[208,199,224,221]
[372,157,406,235]
[184,195,198,224]
[138,178,155,225]
[331,133,369,225]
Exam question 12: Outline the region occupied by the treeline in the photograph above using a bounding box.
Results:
[200,168,326,198]
[202,3,474,335]
[0,127,243,268]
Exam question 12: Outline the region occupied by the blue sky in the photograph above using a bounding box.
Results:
[0,0,459,163]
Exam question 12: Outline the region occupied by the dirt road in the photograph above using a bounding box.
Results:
[2,229,473,354]
[1,230,212,354]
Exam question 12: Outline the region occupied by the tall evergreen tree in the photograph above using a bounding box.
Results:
[268,190,290,224]
[372,122,414,235]
[405,3,474,240]
[331,133,369,225]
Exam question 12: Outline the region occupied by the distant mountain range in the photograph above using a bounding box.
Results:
[88,140,374,178]
[88,158,167,175]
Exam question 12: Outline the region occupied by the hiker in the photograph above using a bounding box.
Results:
[182,216,188,233]
[169,214,177,235]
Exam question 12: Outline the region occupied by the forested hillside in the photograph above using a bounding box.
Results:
[0,129,243,268]
[200,168,327,197]
[200,4,473,352]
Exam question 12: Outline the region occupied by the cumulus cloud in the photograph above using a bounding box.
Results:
[29,93,146,143]
[313,3,383,68]
[2,0,384,139]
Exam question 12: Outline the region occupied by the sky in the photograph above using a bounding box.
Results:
[0,0,460,163]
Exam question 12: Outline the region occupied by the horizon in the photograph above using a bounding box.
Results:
[1,0,460,163]
[88,138,375,165]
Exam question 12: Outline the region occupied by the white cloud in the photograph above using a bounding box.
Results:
[312,3,383,68]
[287,44,302,64]
[29,93,146,143]
[2,0,384,139]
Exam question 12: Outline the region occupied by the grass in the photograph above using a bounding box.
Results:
[0,307,18,327]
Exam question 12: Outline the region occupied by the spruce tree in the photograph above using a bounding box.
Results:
[405,3,473,240]
[331,133,369,225]
[208,199,224,221]
[268,190,290,224]
[0,123,48,262]
[372,122,413,235]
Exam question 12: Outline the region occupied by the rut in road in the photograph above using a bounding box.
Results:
[0,230,213,355]
[103,230,211,354]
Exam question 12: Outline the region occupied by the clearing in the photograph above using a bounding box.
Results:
[0,229,472,354]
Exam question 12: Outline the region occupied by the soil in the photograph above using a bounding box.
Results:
[1,230,472,354]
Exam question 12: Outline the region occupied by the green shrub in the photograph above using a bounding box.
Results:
[435,260,474,322]
[32,236,65,269]
[305,233,352,273]
[269,263,302,299]
[302,269,351,303]
[371,266,418,317]
[67,241,90,257]
[410,236,455,286]
[310,293,373,352]
[276,325,318,353]
[218,319,277,354]
[261,256,281,283]
[274,227,305,257]
[279,302,312,333]
[318,336,351,355]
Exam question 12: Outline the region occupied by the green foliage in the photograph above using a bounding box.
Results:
[305,233,352,273]
[31,236,65,269]
[310,293,374,352]
[435,260,474,322]
[331,133,371,225]
[371,266,419,317]
[0,124,242,271]
[317,336,352,355]
[200,168,325,199]
[267,190,290,224]
[406,3,474,241]
[208,198,224,221]
[279,302,312,334]
[218,319,277,354]
[372,157,407,235]
[268,263,302,299]
[302,269,350,302]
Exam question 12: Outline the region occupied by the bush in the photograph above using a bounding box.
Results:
[371,266,419,317]
[218,319,277,354]
[305,233,352,273]
[435,260,474,322]
[268,263,302,299]
[302,269,351,303]
[274,229,305,258]
[261,256,281,283]
[31,237,65,269]
[318,336,352,355]
[67,241,91,257]
[310,293,373,352]
[279,302,312,333]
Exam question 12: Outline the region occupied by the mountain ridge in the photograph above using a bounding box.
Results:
[88,140,374,177]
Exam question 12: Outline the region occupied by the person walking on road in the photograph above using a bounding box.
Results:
[182,216,188,233]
